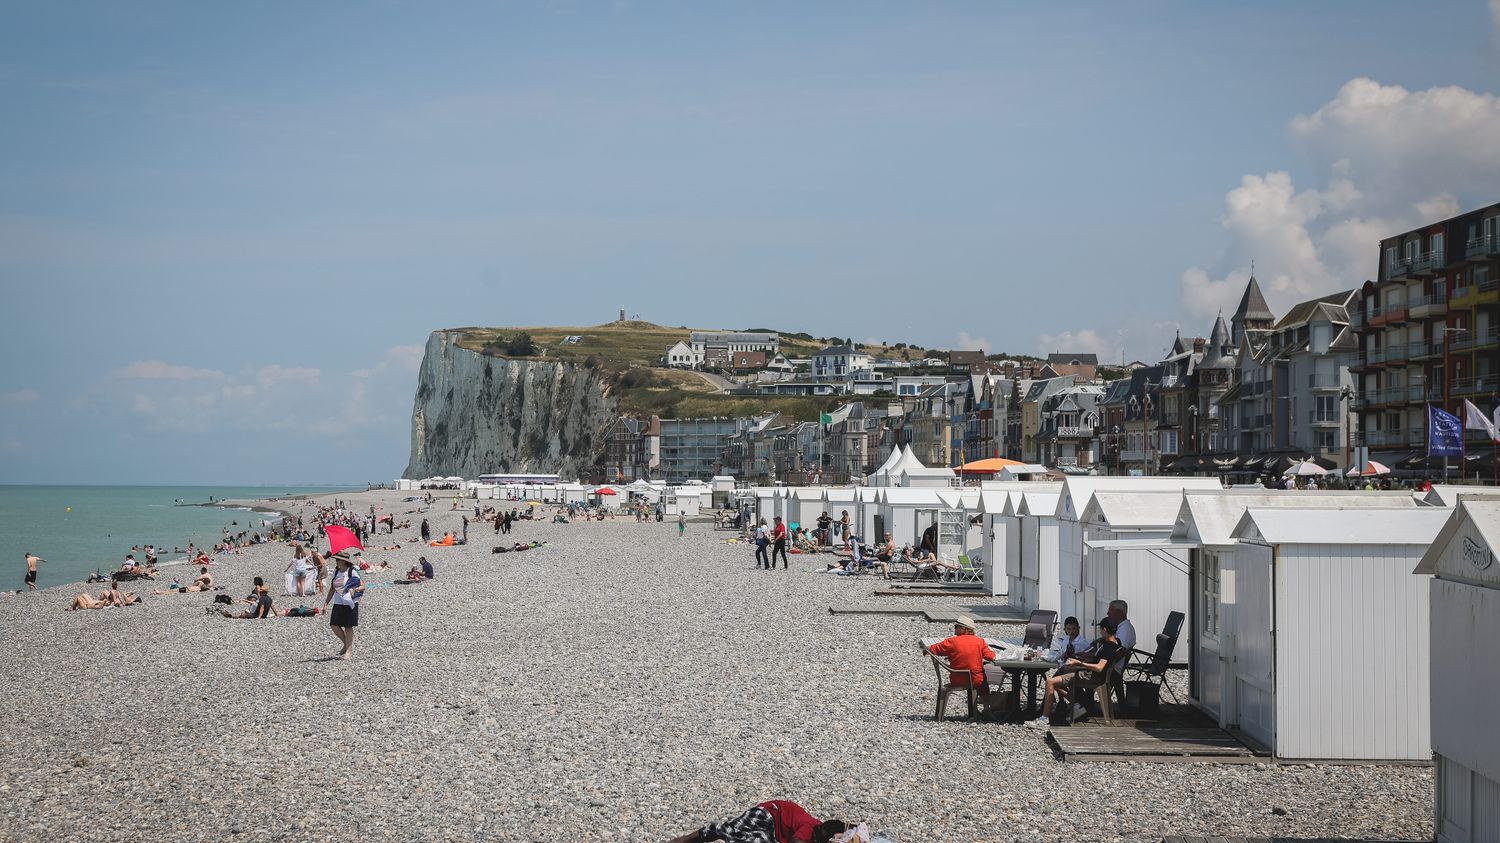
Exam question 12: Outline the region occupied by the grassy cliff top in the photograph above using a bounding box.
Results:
[452,321,957,370]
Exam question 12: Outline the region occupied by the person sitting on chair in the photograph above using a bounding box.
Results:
[1106,599,1137,652]
[927,615,996,713]
[1028,617,1122,730]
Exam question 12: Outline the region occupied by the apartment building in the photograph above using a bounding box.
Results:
[658,417,743,482]
[1353,202,1500,463]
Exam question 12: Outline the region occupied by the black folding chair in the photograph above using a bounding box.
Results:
[1022,609,1058,649]
[1125,610,1185,706]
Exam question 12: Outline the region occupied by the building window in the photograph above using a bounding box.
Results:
[1315,394,1337,422]
[1200,552,1220,639]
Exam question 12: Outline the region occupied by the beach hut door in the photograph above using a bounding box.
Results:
[873,514,885,545]
[1232,543,1275,749]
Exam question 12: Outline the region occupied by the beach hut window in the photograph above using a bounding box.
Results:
[1199,551,1221,638]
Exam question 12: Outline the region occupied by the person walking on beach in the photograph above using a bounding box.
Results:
[462,515,469,544]
[325,550,365,660]
[754,520,770,569]
[677,511,686,539]
[420,519,431,543]
[771,516,789,569]
[839,510,851,546]
[23,553,46,591]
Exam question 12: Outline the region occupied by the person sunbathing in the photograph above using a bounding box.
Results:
[377,543,402,550]
[153,567,216,595]
[68,592,106,610]
[223,581,273,619]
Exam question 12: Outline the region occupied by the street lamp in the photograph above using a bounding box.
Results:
[1339,385,1356,473]
[1111,425,1121,476]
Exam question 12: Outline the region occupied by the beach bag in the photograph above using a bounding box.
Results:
[213,594,233,604]
[285,605,317,617]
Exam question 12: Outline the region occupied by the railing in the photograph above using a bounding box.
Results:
[1387,258,1413,279]
[1412,249,1446,274]
[1308,410,1341,425]
[1056,426,1094,438]
[1479,326,1500,348]
[1466,234,1498,260]
[1455,374,1500,394]
[1408,292,1448,311]
[1483,275,1500,293]
[1307,373,1341,388]
[1385,343,1411,363]
[1411,337,1445,358]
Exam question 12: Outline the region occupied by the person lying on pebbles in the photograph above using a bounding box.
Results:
[668,800,850,843]
[67,588,139,611]
[221,578,273,619]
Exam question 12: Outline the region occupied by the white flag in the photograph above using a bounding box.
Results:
[1464,399,1499,443]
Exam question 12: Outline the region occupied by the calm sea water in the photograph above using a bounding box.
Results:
[0,485,359,590]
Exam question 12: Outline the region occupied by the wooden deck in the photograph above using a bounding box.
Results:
[1050,723,1264,763]
[828,601,1028,624]
[1162,838,1399,843]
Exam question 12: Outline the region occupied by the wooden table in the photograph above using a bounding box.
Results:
[991,658,1060,718]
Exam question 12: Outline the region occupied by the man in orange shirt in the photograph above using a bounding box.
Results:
[928,615,996,714]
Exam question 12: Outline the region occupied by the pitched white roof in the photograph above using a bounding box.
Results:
[1017,492,1061,517]
[936,489,981,511]
[821,487,859,503]
[878,488,947,506]
[1415,498,1500,575]
[1232,507,1449,545]
[1172,489,1418,547]
[1082,491,1184,529]
[1055,477,1224,520]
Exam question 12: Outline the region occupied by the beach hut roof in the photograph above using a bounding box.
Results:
[1017,491,1061,517]
[1082,491,1184,529]
[1171,489,1419,547]
[936,489,981,511]
[1415,497,1500,574]
[1054,477,1223,520]
[878,488,946,506]
[1232,506,1449,545]
[821,487,859,503]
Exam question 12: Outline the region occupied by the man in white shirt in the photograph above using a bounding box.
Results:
[1107,599,1137,653]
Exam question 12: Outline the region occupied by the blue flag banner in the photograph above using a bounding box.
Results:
[1429,405,1465,458]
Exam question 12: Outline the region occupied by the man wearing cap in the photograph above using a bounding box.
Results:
[927,615,997,715]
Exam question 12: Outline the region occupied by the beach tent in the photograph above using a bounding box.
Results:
[1415,498,1500,841]
[864,445,909,487]
[558,483,589,505]
[1213,507,1446,760]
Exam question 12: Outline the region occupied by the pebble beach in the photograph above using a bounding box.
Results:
[0,489,1434,842]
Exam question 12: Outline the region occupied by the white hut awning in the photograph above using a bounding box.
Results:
[1085,537,1205,551]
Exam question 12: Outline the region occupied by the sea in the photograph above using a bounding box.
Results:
[0,485,360,591]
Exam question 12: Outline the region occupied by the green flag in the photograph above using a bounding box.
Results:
[820,412,833,426]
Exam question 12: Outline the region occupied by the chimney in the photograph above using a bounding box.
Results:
[1193,336,1206,353]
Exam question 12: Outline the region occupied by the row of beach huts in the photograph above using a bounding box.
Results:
[749,474,1497,841]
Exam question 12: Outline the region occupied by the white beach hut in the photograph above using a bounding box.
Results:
[976,482,1062,598]
[1415,498,1500,842]
[1005,489,1062,612]
[664,487,701,517]
[785,487,824,528]
[1053,477,1222,621]
[753,488,778,524]
[875,487,948,548]
[558,483,588,506]
[1085,488,1421,726]
[1211,507,1445,760]
[1076,491,1190,651]
[997,464,1050,481]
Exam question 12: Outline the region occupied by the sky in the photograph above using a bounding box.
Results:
[4,1,1500,484]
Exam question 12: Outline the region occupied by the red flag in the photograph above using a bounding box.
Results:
[325,525,362,555]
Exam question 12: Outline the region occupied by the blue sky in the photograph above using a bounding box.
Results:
[4,1,1500,484]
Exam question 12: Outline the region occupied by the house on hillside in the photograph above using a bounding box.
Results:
[663,341,698,368]
[704,347,731,370]
[813,344,872,379]
[730,351,768,374]
[690,331,779,358]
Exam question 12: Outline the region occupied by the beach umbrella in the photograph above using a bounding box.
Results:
[1282,459,1329,477]
[595,487,618,496]
[957,457,1024,474]
[1346,460,1392,477]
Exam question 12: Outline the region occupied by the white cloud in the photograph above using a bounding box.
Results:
[1180,77,1500,319]
[0,388,38,406]
[89,345,422,437]
[120,360,225,381]
[1037,322,1181,365]
[954,332,992,353]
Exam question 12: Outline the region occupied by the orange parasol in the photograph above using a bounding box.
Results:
[957,457,1024,473]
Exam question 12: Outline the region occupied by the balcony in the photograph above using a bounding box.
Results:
[1454,374,1500,395]
[1362,428,1420,447]
[1384,343,1411,365]
[1350,308,1368,330]
[1308,411,1341,427]
[1410,337,1444,360]
[1306,373,1342,390]
[1386,258,1414,282]
[1452,282,1500,308]
[1056,426,1094,438]
[1412,249,1445,277]
[1408,293,1448,320]
[1466,234,1499,261]
[1372,306,1410,327]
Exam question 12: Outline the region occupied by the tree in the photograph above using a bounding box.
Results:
[504,332,537,356]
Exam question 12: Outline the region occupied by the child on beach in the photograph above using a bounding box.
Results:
[678,512,686,538]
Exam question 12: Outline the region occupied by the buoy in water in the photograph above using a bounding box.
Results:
[66,506,71,512]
